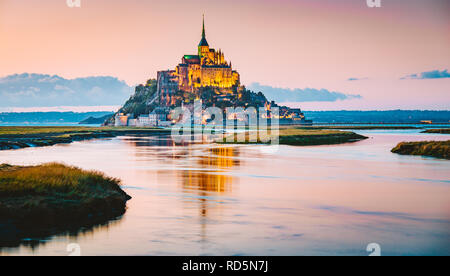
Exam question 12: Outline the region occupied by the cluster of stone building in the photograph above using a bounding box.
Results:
[115,107,172,127]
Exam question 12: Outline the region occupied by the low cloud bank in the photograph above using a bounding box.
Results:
[0,73,133,108]
[248,83,362,103]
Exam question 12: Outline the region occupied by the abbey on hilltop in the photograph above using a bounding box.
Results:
[111,16,312,127]
[156,16,241,106]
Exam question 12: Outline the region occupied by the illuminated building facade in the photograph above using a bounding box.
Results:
[157,16,240,106]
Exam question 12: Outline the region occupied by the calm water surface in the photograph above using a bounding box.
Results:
[0,129,449,256]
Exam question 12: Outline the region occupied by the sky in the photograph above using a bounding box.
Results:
[0,0,449,110]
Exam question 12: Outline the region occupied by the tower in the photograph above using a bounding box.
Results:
[198,15,209,58]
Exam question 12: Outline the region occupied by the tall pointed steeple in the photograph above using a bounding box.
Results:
[202,14,206,39]
[198,14,209,47]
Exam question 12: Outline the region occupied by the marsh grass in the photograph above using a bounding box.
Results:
[219,128,368,146]
[0,163,131,247]
[392,140,450,159]
[0,126,103,136]
[0,163,123,198]
[0,126,167,136]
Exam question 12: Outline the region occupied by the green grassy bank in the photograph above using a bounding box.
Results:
[0,163,131,247]
[391,140,450,159]
[219,128,368,146]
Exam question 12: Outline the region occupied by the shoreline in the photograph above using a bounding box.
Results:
[0,126,171,151]
[1,125,449,151]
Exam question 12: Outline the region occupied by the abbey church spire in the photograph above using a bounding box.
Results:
[162,17,241,96]
[198,15,209,47]
[202,14,206,39]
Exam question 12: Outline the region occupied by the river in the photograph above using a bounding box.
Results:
[0,129,449,256]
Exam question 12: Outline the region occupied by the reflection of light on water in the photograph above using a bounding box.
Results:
[183,147,239,193]
[124,136,240,222]
[125,138,242,245]
[183,171,231,193]
[0,215,125,255]
[200,147,240,169]
[181,146,240,230]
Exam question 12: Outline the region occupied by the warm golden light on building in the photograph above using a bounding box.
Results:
[157,16,240,106]
[176,16,240,91]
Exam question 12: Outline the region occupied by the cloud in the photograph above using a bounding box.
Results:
[0,73,133,108]
[347,77,368,81]
[247,83,362,103]
[401,69,450,80]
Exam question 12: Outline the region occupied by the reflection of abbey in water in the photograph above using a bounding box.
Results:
[124,136,239,193]
[183,147,239,193]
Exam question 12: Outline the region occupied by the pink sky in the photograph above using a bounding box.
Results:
[0,0,449,110]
